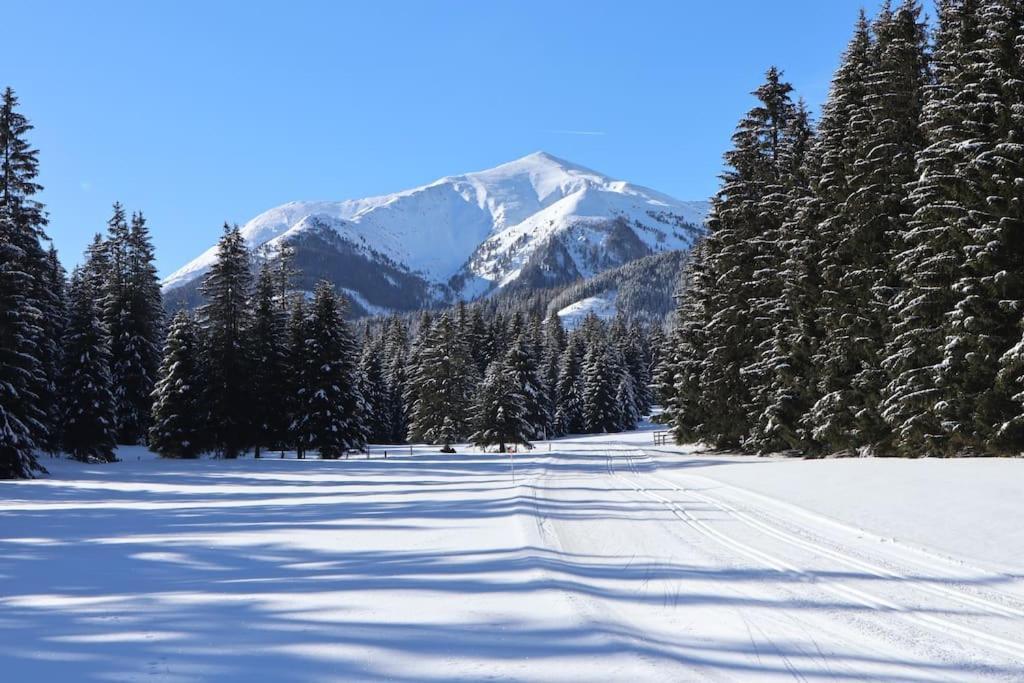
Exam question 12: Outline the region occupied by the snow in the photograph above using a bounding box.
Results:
[161,152,710,296]
[338,288,390,317]
[2,433,1023,681]
[557,292,617,329]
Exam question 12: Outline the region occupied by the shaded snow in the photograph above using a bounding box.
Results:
[4,432,1021,680]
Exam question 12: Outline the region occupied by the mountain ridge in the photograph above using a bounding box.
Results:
[162,152,709,315]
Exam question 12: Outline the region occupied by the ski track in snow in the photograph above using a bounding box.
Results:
[1,431,1022,681]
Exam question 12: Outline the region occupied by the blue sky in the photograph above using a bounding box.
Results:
[10,0,913,276]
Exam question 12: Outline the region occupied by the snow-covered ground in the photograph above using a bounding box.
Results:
[2,429,1023,681]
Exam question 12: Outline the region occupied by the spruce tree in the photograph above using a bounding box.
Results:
[249,261,289,457]
[286,296,310,457]
[36,245,67,454]
[553,335,585,435]
[697,67,798,449]
[382,316,410,442]
[358,334,390,443]
[0,87,48,478]
[470,360,532,453]
[105,210,164,444]
[809,2,928,453]
[941,0,1024,454]
[150,310,206,458]
[199,223,254,457]
[581,337,619,433]
[503,332,549,438]
[60,270,117,463]
[293,282,366,458]
[880,0,985,455]
[750,100,816,453]
[407,313,476,451]
[541,314,567,420]
[657,246,711,443]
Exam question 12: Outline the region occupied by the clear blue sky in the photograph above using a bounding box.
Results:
[9,0,915,276]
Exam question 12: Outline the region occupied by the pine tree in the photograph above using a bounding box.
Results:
[659,245,712,443]
[880,0,986,456]
[941,0,1024,454]
[358,334,390,443]
[615,371,640,431]
[581,337,620,433]
[60,270,117,463]
[470,359,532,453]
[503,332,550,438]
[809,2,928,453]
[407,313,476,451]
[249,261,289,457]
[382,317,410,442]
[104,210,164,444]
[750,100,816,453]
[36,245,67,454]
[199,224,254,457]
[698,67,799,449]
[150,310,206,458]
[541,314,567,420]
[292,282,366,458]
[553,335,585,435]
[0,87,48,478]
[286,296,309,457]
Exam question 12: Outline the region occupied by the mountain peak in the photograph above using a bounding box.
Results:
[162,153,710,309]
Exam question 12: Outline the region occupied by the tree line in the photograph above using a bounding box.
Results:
[150,223,659,459]
[657,0,1024,457]
[1,88,163,478]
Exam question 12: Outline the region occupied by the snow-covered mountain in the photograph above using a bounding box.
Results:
[162,152,709,314]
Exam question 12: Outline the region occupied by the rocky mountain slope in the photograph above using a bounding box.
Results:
[162,152,708,315]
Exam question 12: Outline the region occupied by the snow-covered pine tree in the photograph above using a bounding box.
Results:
[60,269,117,463]
[969,0,1024,453]
[293,282,366,459]
[0,87,49,478]
[105,210,164,444]
[808,2,928,454]
[286,296,309,457]
[358,333,390,443]
[749,100,816,453]
[399,311,431,446]
[199,223,254,458]
[382,316,410,442]
[659,243,712,443]
[249,261,289,457]
[150,310,206,458]
[553,334,585,435]
[82,232,110,298]
[879,0,985,456]
[466,305,491,376]
[541,314,567,421]
[768,13,873,455]
[102,204,132,440]
[406,312,476,451]
[698,67,798,449]
[36,245,68,454]
[581,336,620,434]
[502,332,550,439]
[470,359,532,453]
[608,318,653,422]
[615,370,640,432]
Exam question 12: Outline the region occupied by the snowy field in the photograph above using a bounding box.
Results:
[2,428,1023,681]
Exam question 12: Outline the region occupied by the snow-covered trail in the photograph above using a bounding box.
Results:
[535,435,1024,681]
[1,435,1022,681]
